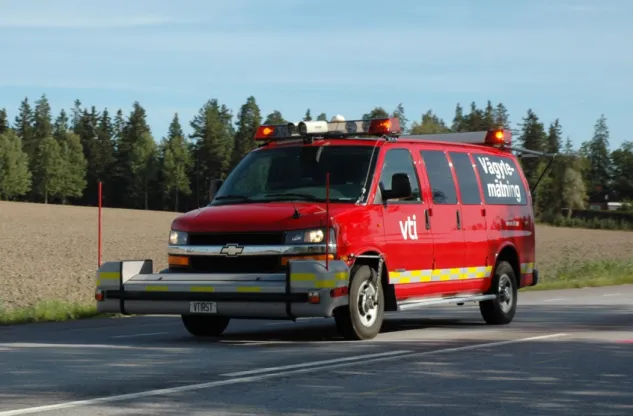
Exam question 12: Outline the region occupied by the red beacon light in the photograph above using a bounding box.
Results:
[368,117,401,136]
[484,129,511,147]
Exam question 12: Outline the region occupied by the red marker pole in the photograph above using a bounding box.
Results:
[325,172,330,271]
[98,181,102,267]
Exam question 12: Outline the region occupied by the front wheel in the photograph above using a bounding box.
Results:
[334,265,384,340]
[181,315,231,337]
[479,260,518,325]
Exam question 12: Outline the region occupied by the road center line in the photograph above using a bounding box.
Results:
[0,333,568,416]
[111,332,168,339]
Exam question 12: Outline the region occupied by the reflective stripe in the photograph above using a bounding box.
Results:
[520,262,535,274]
[389,266,492,284]
[289,271,349,289]
[145,285,169,291]
[98,272,120,280]
[190,286,215,292]
[236,286,261,293]
[389,262,535,285]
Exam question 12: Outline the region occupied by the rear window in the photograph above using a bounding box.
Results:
[472,154,528,205]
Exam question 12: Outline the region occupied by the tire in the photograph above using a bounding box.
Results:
[333,265,385,340]
[181,315,231,337]
[479,260,518,325]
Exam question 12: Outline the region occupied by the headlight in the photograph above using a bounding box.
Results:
[169,230,188,245]
[284,228,335,245]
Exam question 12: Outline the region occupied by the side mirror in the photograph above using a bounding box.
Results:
[209,179,224,201]
[382,173,412,201]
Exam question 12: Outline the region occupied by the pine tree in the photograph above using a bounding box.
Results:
[58,131,87,202]
[33,94,53,141]
[582,114,611,198]
[316,113,328,121]
[53,109,70,139]
[450,103,463,132]
[14,97,35,158]
[0,108,9,134]
[362,107,389,120]
[263,110,286,125]
[0,130,32,200]
[129,131,157,209]
[482,100,495,129]
[494,103,511,129]
[161,113,192,211]
[303,109,312,121]
[516,109,547,188]
[34,136,66,203]
[391,103,408,133]
[232,96,261,168]
[409,110,451,134]
[546,119,563,154]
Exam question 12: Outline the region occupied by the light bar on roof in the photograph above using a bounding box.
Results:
[253,117,402,141]
[404,129,512,147]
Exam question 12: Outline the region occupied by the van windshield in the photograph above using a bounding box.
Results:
[212,145,378,205]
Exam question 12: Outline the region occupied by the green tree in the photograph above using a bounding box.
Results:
[451,103,465,131]
[0,130,32,199]
[303,109,312,121]
[494,103,511,129]
[53,109,70,139]
[610,141,633,201]
[263,110,286,125]
[316,113,328,121]
[14,97,35,159]
[362,107,389,120]
[129,131,158,209]
[0,108,9,134]
[409,110,451,134]
[232,96,261,168]
[34,136,66,203]
[581,114,611,199]
[391,103,408,133]
[516,109,547,187]
[33,94,53,141]
[161,114,192,211]
[57,131,87,202]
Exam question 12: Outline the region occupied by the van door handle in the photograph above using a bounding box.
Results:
[425,209,430,230]
[456,210,461,230]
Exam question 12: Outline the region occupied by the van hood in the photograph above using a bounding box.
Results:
[171,202,347,233]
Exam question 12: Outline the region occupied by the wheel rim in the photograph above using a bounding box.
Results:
[357,280,379,327]
[498,274,513,313]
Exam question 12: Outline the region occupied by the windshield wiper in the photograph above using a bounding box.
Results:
[263,192,321,201]
[213,194,253,201]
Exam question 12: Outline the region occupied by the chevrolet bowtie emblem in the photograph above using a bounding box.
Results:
[220,244,244,256]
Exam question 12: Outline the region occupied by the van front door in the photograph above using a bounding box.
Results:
[376,148,434,301]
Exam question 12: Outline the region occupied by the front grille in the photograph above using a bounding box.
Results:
[188,232,285,246]
[188,255,285,274]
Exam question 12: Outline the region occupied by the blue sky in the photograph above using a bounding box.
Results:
[0,0,631,149]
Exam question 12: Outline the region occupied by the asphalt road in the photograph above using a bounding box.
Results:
[1,285,632,416]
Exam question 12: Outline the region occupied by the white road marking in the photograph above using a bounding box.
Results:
[111,332,168,339]
[0,343,189,352]
[221,350,413,376]
[543,298,566,302]
[0,333,568,416]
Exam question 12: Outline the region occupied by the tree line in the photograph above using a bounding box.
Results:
[0,95,631,217]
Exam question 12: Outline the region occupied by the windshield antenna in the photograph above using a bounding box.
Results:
[356,136,383,204]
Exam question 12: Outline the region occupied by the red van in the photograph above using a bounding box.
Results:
[95,116,539,341]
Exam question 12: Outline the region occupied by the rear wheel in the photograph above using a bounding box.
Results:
[334,265,384,340]
[479,260,517,325]
[181,315,231,337]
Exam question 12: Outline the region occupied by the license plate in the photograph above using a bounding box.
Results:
[189,301,217,314]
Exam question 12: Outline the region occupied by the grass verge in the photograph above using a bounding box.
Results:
[522,259,633,291]
[0,300,119,326]
[1,259,632,325]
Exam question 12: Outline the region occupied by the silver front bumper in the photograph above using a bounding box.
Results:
[95,259,350,319]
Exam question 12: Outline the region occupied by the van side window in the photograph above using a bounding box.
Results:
[378,148,422,202]
[449,152,482,205]
[472,153,528,205]
[420,150,457,204]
